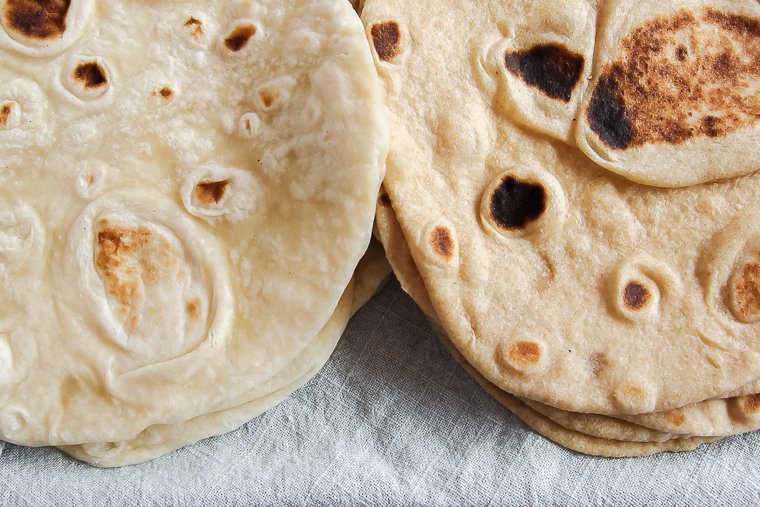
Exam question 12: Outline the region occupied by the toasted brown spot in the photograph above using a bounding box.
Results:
[186,298,201,318]
[152,87,173,100]
[194,179,230,206]
[507,341,541,369]
[3,0,71,40]
[224,24,256,52]
[490,176,547,230]
[0,103,12,126]
[429,226,454,259]
[505,43,585,102]
[666,411,686,426]
[742,394,760,414]
[371,21,401,62]
[675,45,688,61]
[587,8,760,150]
[378,192,391,207]
[184,17,203,37]
[623,281,650,310]
[588,352,608,377]
[258,89,276,108]
[73,62,108,89]
[95,222,177,318]
[620,385,646,404]
[730,254,760,322]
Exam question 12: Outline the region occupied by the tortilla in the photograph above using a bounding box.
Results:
[362,0,760,415]
[60,281,355,467]
[59,240,392,467]
[376,191,758,451]
[0,0,387,446]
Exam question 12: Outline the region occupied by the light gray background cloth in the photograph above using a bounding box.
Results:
[1,279,759,506]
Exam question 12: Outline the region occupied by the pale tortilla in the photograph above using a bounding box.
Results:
[59,240,392,467]
[0,0,387,446]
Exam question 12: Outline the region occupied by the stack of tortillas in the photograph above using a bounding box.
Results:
[4,0,760,469]
[361,0,760,456]
[0,0,389,466]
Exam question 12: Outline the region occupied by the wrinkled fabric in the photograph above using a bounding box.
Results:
[1,279,758,506]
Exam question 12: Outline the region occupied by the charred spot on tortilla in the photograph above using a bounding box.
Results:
[505,43,585,102]
[490,176,547,230]
[194,179,230,205]
[184,17,202,37]
[429,226,454,259]
[623,281,650,311]
[0,103,13,126]
[3,0,71,40]
[151,87,173,100]
[371,21,401,62]
[224,24,256,52]
[73,62,108,89]
[587,8,760,150]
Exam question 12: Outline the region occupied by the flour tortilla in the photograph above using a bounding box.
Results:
[60,282,355,467]
[59,240,392,467]
[376,191,759,449]
[0,0,387,446]
[377,196,714,454]
[362,0,760,415]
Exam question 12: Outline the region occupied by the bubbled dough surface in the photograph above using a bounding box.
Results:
[60,239,392,467]
[0,0,387,445]
[374,200,720,454]
[376,195,760,447]
[362,0,760,415]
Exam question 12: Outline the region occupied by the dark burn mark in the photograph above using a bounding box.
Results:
[490,176,547,230]
[73,62,107,89]
[371,21,401,62]
[184,17,202,37]
[429,226,454,259]
[587,8,760,150]
[504,43,585,102]
[224,24,256,52]
[152,87,173,99]
[3,0,70,39]
[194,179,230,205]
[623,281,650,310]
[701,115,720,137]
[587,70,634,149]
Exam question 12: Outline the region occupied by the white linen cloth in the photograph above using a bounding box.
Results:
[1,279,758,506]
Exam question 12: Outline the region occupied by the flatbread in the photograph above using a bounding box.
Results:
[59,240,392,467]
[375,192,757,450]
[377,199,714,454]
[362,0,760,415]
[0,0,387,446]
[60,282,355,467]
